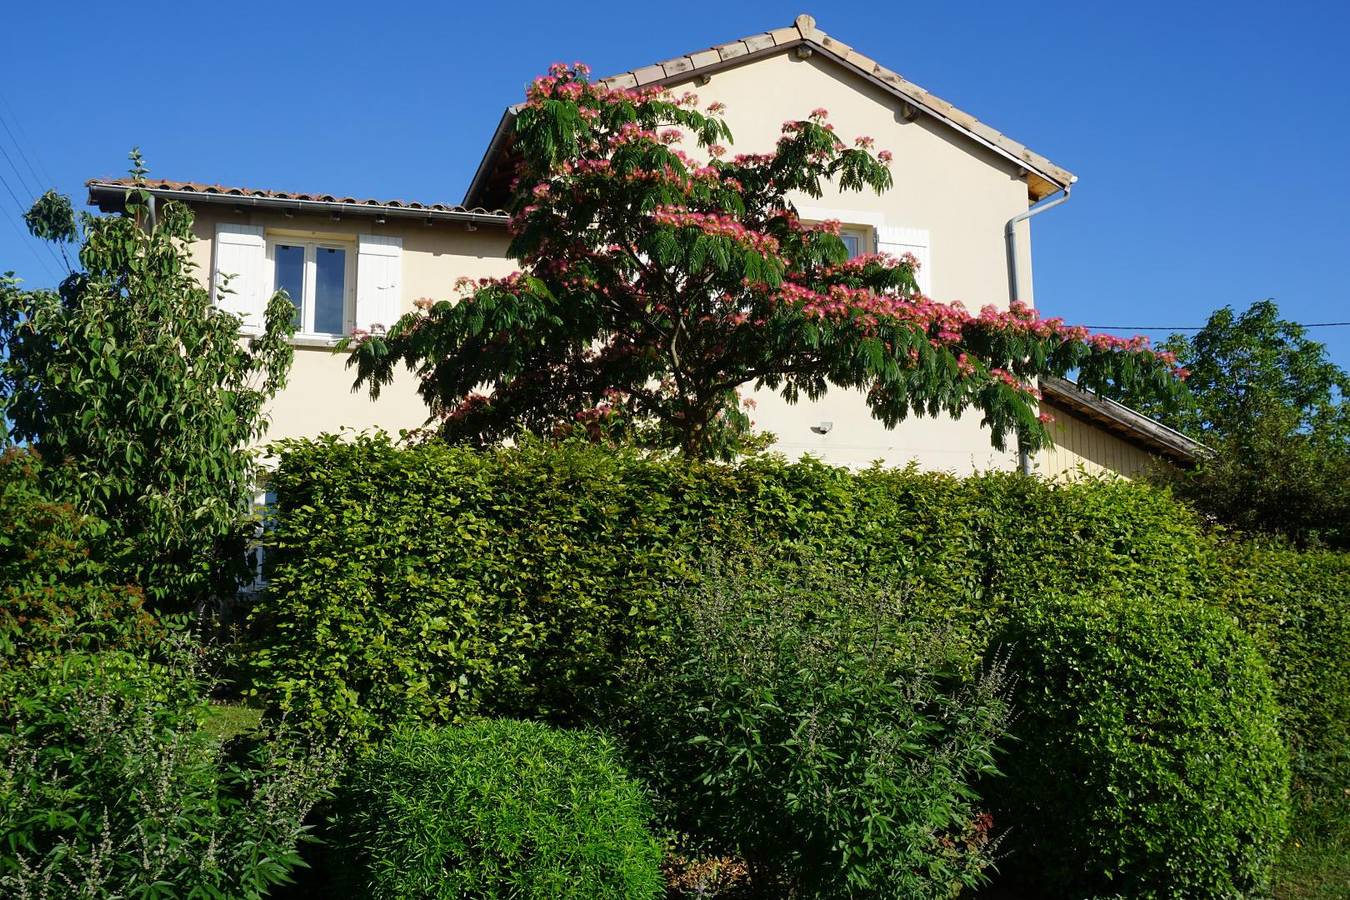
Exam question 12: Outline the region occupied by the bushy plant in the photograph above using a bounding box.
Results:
[1,448,173,663]
[619,558,1009,898]
[0,645,336,898]
[336,719,663,899]
[1214,543,1350,803]
[0,448,106,588]
[1,154,295,614]
[252,437,1346,890]
[1212,541,1350,891]
[990,593,1291,898]
[250,435,1219,742]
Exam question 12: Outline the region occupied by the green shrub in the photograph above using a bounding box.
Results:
[991,593,1291,898]
[1214,544,1350,809]
[250,435,1215,741]
[250,436,1346,887]
[0,646,336,897]
[1212,542,1350,893]
[337,719,663,899]
[0,448,106,586]
[621,558,1008,898]
[1,448,172,662]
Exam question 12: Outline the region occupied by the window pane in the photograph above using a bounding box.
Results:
[841,233,861,259]
[314,247,346,334]
[274,244,305,327]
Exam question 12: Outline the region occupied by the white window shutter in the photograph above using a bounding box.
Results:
[212,224,266,331]
[877,225,931,296]
[356,235,403,333]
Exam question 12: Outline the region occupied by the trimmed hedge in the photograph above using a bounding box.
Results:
[248,435,1347,869]
[337,719,664,899]
[249,434,1221,741]
[1214,543,1350,792]
[990,593,1291,897]
[1212,542,1350,855]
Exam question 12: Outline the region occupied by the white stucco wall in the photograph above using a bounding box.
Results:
[187,205,514,443]
[180,46,1053,473]
[660,51,1033,472]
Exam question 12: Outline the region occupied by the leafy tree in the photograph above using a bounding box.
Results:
[1109,300,1349,547]
[0,152,296,613]
[348,64,1183,459]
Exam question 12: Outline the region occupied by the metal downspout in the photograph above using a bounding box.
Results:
[1005,186,1073,474]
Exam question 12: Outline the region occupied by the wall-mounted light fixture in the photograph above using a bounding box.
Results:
[811,421,834,435]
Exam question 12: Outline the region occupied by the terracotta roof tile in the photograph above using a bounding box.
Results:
[86,178,506,216]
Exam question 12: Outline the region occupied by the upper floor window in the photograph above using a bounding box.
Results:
[213,224,402,339]
[269,239,354,336]
[839,226,871,259]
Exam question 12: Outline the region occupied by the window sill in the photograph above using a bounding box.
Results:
[235,329,350,349]
[290,334,346,349]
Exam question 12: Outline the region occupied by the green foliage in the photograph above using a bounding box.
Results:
[0,448,106,587]
[254,436,1347,891]
[1,445,336,896]
[0,646,337,898]
[348,67,1182,459]
[1211,543,1350,866]
[619,558,1008,898]
[337,719,664,899]
[251,435,1221,743]
[22,190,77,246]
[1107,299,1350,547]
[990,593,1291,898]
[1125,300,1350,440]
[1170,414,1349,548]
[0,448,171,662]
[0,151,296,612]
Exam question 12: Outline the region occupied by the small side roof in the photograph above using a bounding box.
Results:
[1040,375,1207,466]
[87,178,508,226]
[464,13,1076,209]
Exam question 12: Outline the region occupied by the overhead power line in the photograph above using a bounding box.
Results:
[0,202,59,282]
[0,136,39,200]
[1085,321,1350,331]
[0,91,56,189]
[0,168,68,279]
[0,90,70,281]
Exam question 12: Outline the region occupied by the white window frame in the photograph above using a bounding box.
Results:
[265,236,357,338]
[838,226,873,259]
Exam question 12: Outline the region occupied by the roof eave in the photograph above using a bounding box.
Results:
[88,181,510,227]
[462,108,519,209]
[613,36,1075,198]
[464,21,1076,209]
[1040,376,1208,465]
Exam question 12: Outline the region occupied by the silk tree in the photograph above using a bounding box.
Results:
[348,64,1183,459]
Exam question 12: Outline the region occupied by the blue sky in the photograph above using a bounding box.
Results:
[3,0,1347,365]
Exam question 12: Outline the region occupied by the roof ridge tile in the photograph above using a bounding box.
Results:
[585,14,1074,197]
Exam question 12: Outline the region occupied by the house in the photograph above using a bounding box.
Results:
[85,13,1203,478]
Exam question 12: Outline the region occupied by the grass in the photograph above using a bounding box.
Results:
[201,702,264,743]
[1274,796,1350,900]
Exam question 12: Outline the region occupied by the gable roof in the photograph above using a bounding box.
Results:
[1040,376,1207,466]
[87,178,508,226]
[463,13,1076,209]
